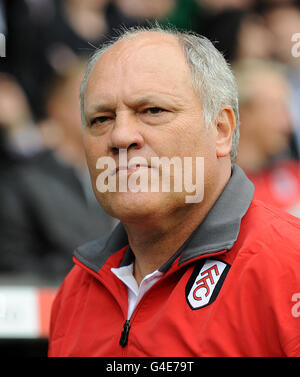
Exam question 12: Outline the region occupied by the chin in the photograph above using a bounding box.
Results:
[97,191,178,223]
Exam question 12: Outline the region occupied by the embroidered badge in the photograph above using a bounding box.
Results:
[186,259,230,309]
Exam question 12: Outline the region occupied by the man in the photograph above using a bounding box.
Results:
[48,27,300,356]
[235,59,300,217]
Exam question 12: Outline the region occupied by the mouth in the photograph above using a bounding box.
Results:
[113,164,151,176]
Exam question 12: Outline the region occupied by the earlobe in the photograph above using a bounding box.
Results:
[216,107,236,158]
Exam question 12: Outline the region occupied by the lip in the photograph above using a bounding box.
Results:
[113,165,150,175]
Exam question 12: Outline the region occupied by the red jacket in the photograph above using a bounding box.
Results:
[48,165,300,357]
[247,159,300,216]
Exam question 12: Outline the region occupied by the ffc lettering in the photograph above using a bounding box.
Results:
[193,265,219,301]
[186,259,230,309]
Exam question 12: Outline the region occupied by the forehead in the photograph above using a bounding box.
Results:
[85,32,195,104]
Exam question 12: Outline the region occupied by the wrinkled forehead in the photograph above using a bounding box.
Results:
[101,31,183,61]
[104,31,182,58]
[86,31,191,87]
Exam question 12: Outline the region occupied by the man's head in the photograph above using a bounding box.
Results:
[234,59,291,169]
[81,27,240,160]
[80,27,238,222]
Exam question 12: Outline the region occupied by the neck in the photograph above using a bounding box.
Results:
[125,165,231,285]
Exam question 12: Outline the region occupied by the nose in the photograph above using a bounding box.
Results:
[108,110,144,155]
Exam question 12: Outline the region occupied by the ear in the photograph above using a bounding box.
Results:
[215,107,236,158]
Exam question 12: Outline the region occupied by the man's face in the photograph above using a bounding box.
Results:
[240,73,291,158]
[83,33,217,222]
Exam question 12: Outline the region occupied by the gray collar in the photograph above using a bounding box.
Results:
[74,164,254,273]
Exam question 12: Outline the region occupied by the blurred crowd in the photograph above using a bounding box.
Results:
[1,0,300,284]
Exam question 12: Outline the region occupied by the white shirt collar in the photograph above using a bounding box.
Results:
[111,263,164,319]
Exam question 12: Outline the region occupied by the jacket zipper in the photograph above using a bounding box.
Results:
[119,319,131,347]
[118,274,171,350]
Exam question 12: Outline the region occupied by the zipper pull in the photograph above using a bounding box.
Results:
[119,320,131,347]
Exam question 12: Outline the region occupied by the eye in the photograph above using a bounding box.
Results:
[90,115,111,126]
[139,106,174,125]
[143,107,165,115]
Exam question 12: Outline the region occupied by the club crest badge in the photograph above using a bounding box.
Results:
[186,259,230,309]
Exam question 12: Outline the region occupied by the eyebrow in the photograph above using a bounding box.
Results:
[85,92,184,119]
[128,93,183,108]
[85,103,115,121]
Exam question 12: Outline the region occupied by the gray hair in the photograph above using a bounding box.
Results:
[80,26,240,161]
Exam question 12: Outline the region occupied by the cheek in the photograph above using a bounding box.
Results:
[155,124,206,158]
[184,128,215,159]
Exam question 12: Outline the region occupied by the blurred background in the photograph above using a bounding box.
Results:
[0,0,300,356]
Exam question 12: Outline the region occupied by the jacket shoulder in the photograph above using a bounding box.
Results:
[235,200,300,356]
[239,199,300,261]
[48,265,91,355]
